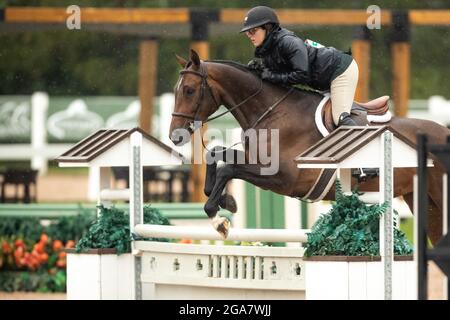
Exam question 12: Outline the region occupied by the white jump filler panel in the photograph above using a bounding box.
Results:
[296,126,424,300]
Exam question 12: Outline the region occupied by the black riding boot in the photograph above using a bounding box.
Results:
[337,112,357,126]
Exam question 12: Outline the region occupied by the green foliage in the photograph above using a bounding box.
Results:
[0,210,94,244]
[46,210,95,243]
[1,2,449,98]
[0,217,44,243]
[0,270,66,293]
[304,180,413,257]
[76,205,171,255]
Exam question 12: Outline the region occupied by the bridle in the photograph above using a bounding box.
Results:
[172,60,294,151]
[171,61,264,128]
[171,63,221,123]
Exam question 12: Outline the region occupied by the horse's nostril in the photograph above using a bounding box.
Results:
[170,128,191,146]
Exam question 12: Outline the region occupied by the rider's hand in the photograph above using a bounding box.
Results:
[261,68,273,81]
[247,59,264,71]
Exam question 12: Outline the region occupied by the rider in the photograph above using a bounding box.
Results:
[241,6,358,127]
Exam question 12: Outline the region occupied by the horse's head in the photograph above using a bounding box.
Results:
[169,49,221,146]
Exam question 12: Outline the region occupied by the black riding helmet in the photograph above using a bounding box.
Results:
[239,6,279,33]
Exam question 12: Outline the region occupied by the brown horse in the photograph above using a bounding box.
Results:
[170,49,448,244]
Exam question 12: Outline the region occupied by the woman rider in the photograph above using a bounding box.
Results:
[241,6,358,127]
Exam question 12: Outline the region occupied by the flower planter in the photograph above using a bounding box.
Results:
[65,249,134,300]
[305,256,415,300]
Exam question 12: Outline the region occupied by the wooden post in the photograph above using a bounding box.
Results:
[138,39,158,134]
[352,26,371,102]
[189,42,208,203]
[189,9,218,202]
[391,11,410,118]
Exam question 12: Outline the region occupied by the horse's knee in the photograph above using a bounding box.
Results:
[204,186,212,197]
[204,201,218,218]
[217,165,234,180]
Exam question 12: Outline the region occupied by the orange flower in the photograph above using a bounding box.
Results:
[65,240,75,248]
[52,240,63,251]
[39,253,49,263]
[14,239,25,248]
[56,259,66,268]
[39,234,48,244]
[58,251,66,259]
[2,241,12,254]
[179,239,193,244]
[33,243,45,254]
[14,246,24,260]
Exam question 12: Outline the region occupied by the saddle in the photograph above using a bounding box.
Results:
[321,95,390,133]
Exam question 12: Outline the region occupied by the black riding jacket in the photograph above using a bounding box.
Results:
[254,27,352,91]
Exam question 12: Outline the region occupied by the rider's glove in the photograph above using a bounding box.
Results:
[247,59,264,72]
[261,68,283,83]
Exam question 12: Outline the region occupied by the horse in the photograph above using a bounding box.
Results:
[169,49,449,244]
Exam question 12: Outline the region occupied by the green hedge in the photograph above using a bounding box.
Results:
[1,204,169,292]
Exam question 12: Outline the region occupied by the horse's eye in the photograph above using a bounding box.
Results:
[186,88,195,96]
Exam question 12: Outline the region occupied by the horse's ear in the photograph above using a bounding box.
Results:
[190,49,201,67]
[175,54,187,68]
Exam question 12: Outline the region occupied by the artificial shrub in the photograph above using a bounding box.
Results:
[76,205,171,255]
[304,180,413,257]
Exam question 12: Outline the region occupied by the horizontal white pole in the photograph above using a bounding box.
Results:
[0,144,73,160]
[100,188,130,201]
[134,224,310,243]
[356,192,381,204]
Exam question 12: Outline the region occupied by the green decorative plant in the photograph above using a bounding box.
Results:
[304,180,413,257]
[76,205,171,255]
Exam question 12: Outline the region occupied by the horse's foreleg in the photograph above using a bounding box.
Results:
[205,163,281,238]
[205,148,244,213]
[204,146,225,196]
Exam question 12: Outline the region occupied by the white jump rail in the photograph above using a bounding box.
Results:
[134,224,310,243]
[99,188,130,201]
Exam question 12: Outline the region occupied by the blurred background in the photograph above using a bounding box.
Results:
[0,0,448,298]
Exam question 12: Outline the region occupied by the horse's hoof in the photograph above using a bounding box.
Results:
[219,194,237,213]
[211,216,230,239]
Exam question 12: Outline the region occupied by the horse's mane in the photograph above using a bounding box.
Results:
[206,59,252,74]
[205,59,322,97]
